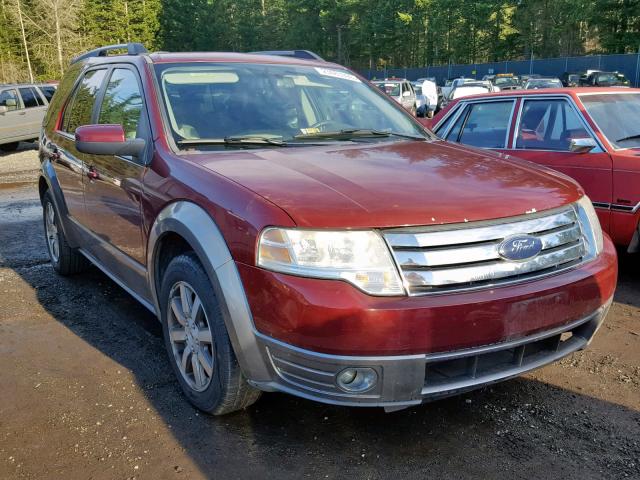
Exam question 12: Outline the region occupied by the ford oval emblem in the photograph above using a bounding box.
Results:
[498,235,543,261]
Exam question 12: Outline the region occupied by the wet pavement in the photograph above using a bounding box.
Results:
[0,145,638,480]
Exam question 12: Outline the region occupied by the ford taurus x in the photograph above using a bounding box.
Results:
[38,44,617,415]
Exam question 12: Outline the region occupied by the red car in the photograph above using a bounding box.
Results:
[429,87,640,252]
[39,44,616,415]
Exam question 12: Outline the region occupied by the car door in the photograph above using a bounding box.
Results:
[507,97,612,232]
[17,86,48,138]
[80,65,149,293]
[50,68,109,224]
[0,88,28,142]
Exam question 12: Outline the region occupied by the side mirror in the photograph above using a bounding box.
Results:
[569,137,597,154]
[5,98,16,108]
[0,106,7,114]
[75,124,145,157]
[402,91,411,98]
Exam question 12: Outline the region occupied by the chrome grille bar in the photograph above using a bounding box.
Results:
[383,207,586,295]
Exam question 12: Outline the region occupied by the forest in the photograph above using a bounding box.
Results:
[1,0,639,83]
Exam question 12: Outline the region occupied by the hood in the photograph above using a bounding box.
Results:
[192,140,583,228]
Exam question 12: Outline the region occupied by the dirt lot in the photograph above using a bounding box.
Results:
[0,144,638,480]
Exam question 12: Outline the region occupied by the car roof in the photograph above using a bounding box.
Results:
[149,51,336,68]
[0,83,56,88]
[449,86,639,101]
[82,50,340,70]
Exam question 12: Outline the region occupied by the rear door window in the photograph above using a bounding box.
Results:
[19,87,44,107]
[62,68,107,134]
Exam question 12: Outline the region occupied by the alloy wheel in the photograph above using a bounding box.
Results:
[167,281,215,392]
[45,202,60,263]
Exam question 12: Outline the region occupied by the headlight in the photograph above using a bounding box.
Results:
[257,228,405,296]
[574,195,604,259]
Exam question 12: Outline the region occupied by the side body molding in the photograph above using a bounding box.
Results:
[39,160,81,248]
[147,201,272,383]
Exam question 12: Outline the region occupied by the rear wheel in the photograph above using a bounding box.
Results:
[42,190,88,275]
[0,142,19,152]
[160,252,261,415]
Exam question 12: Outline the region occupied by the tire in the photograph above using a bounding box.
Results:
[160,252,261,415]
[0,142,19,152]
[42,190,88,275]
[427,109,434,119]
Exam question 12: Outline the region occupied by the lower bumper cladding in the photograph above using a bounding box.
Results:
[250,299,612,411]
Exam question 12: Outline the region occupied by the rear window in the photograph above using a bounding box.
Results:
[39,85,56,102]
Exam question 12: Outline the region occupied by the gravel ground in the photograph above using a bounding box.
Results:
[0,145,638,480]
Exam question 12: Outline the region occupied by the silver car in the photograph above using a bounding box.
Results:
[372,79,417,115]
[0,83,57,152]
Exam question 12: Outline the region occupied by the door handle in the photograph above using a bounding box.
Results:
[18,111,26,115]
[87,166,99,181]
[47,143,60,161]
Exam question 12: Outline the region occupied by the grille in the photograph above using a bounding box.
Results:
[384,207,586,295]
[421,311,599,397]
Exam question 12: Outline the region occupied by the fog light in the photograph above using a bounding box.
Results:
[335,367,377,393]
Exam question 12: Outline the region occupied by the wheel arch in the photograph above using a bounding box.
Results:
[38,161,81,248]
[147,201,272,383]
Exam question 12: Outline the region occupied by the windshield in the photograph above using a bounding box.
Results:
[155,63,426,149]
[581,93,640,149]
[526,79,562,89]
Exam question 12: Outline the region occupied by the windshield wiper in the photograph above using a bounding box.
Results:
[177,135,338,148]
[615,134,640,143]
[294,129,427,141]
[178,135,287,147]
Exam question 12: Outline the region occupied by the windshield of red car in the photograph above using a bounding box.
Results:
[155,63,426,148]
[581,93,640,149]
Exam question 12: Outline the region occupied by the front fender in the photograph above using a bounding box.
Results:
[147,201,272,383]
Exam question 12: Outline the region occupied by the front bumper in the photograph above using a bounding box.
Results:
[249,300,611,410]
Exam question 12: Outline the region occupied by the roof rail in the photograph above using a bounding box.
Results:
[71,43,148,65]
[250,50,324,61]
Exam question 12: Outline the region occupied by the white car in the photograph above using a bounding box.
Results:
[0,83,57,151]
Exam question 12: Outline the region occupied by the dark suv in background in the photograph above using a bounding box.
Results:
[38,43,616,415]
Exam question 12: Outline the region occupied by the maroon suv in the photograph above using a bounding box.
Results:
[39,44,617,415]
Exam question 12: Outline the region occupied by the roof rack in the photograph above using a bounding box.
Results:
[250,50,324,61]
[71,43,148,65]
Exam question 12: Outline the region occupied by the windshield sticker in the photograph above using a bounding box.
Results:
[315,67,361,83]
[300,127,321,135]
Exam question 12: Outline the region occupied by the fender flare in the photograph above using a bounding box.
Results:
[39,160,81,248]
[147,201,272,383]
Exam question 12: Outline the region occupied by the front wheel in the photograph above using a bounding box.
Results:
[160,252,261,415]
